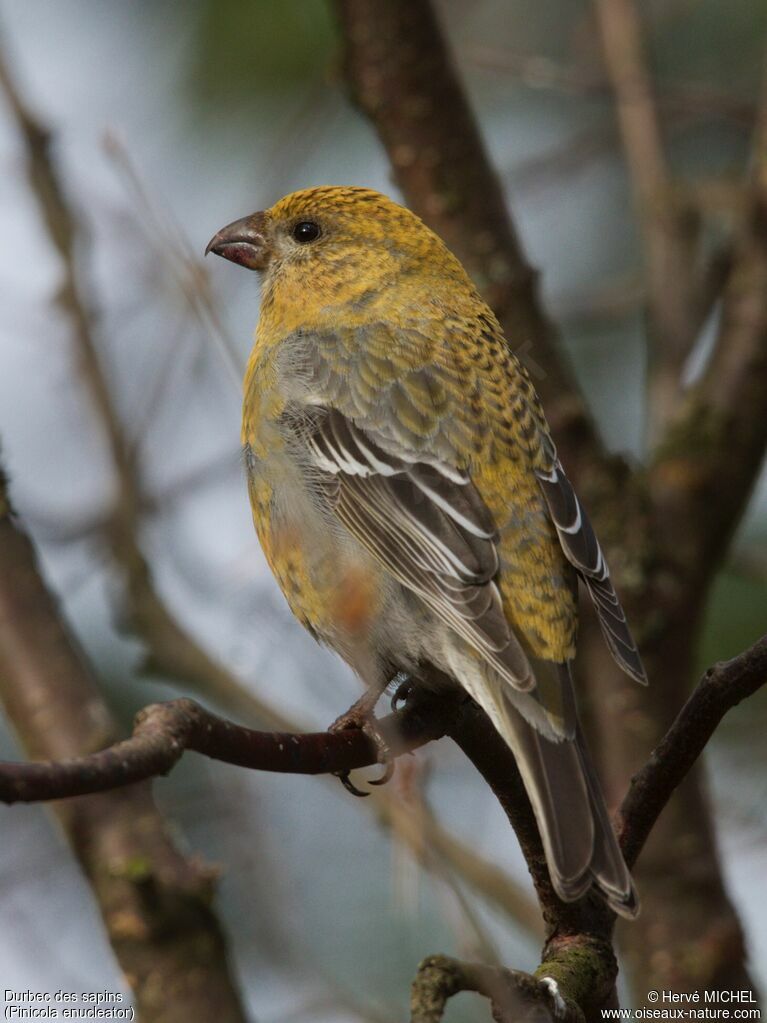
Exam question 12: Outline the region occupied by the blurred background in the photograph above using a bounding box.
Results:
[0,1,765,1020]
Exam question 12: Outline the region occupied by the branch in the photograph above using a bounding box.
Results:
[593,0,668,214]
[0,692,455,805]
[410,954,581,1023]
[593,0,718,444]
[0,528,762,1020]
[381,794,543,938]
[619,633,767,867]
[648,50,767,577]
[466,47,759,130]
[334,0,605,478]
[649,188,767,578]
[0,467,247,1023]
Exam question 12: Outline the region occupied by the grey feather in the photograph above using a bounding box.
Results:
[536,462,647,686]
[468,660,638,917]
[308,409,535,691]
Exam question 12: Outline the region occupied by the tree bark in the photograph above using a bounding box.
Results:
[0,469,248,1023]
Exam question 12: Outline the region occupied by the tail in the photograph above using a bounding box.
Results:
[459,661,638,918]
[500,703,638,917]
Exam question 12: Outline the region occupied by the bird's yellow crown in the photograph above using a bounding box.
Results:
[256,186,481,332]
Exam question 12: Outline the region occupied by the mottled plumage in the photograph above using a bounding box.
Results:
[207,186,647,917]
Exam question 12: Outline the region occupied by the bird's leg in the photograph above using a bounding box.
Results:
[329,682,395,797]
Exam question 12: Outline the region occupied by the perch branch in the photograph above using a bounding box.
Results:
[0,692,455,805]
[6,634,762,823]
[2,617,762,1019]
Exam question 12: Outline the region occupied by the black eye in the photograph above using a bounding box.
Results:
[292,220,321,243]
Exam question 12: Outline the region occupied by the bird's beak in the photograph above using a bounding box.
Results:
[205,212,270,271]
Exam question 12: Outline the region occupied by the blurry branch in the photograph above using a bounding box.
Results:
[0,57,132,504]
[505,118,745,215]
[594,0,719,445]
[553,271,645,330]
[728,543,767,584]
[465,45,759,128]
[754,52,767,189]
[0,53,275,725]
[0,467,247,1023]
[378,787,543,938]
[464,45,603,97]
[102,133,244,392]
[258,78,338,196]
[334,0,606,480]
[649,60,767,579]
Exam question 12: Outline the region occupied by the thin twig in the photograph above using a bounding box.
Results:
[103,131,244,392]
[466,46,758,128]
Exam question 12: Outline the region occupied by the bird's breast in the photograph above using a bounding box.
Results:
[243,426,385,648]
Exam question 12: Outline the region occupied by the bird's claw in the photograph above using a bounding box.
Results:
[329,700,395,795]
[335,769,370,797]
[368,759,395,786]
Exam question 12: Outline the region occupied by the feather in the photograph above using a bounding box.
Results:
[461,660,638,916]
[307,409,534,691]
[536,462,647,685]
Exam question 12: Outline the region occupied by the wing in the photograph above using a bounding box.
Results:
[284,319,645,686]
[303,407,535,692]
[535,461,647,685]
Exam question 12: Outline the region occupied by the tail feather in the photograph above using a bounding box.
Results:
[499,703,594,899]
[573,722,639,916]
[459,661,638,918]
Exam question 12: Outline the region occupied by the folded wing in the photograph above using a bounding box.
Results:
[536,461,647,685]
[304,407,535,692]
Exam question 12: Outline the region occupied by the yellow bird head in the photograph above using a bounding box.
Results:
[206,186,474,320]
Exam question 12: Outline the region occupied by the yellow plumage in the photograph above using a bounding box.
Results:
[209,185,646,917]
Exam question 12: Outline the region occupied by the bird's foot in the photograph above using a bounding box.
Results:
[329,697,394,797]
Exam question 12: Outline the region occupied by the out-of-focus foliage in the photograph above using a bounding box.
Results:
[191,0,336,103]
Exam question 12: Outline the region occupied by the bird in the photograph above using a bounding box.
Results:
[206,185,647,918]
